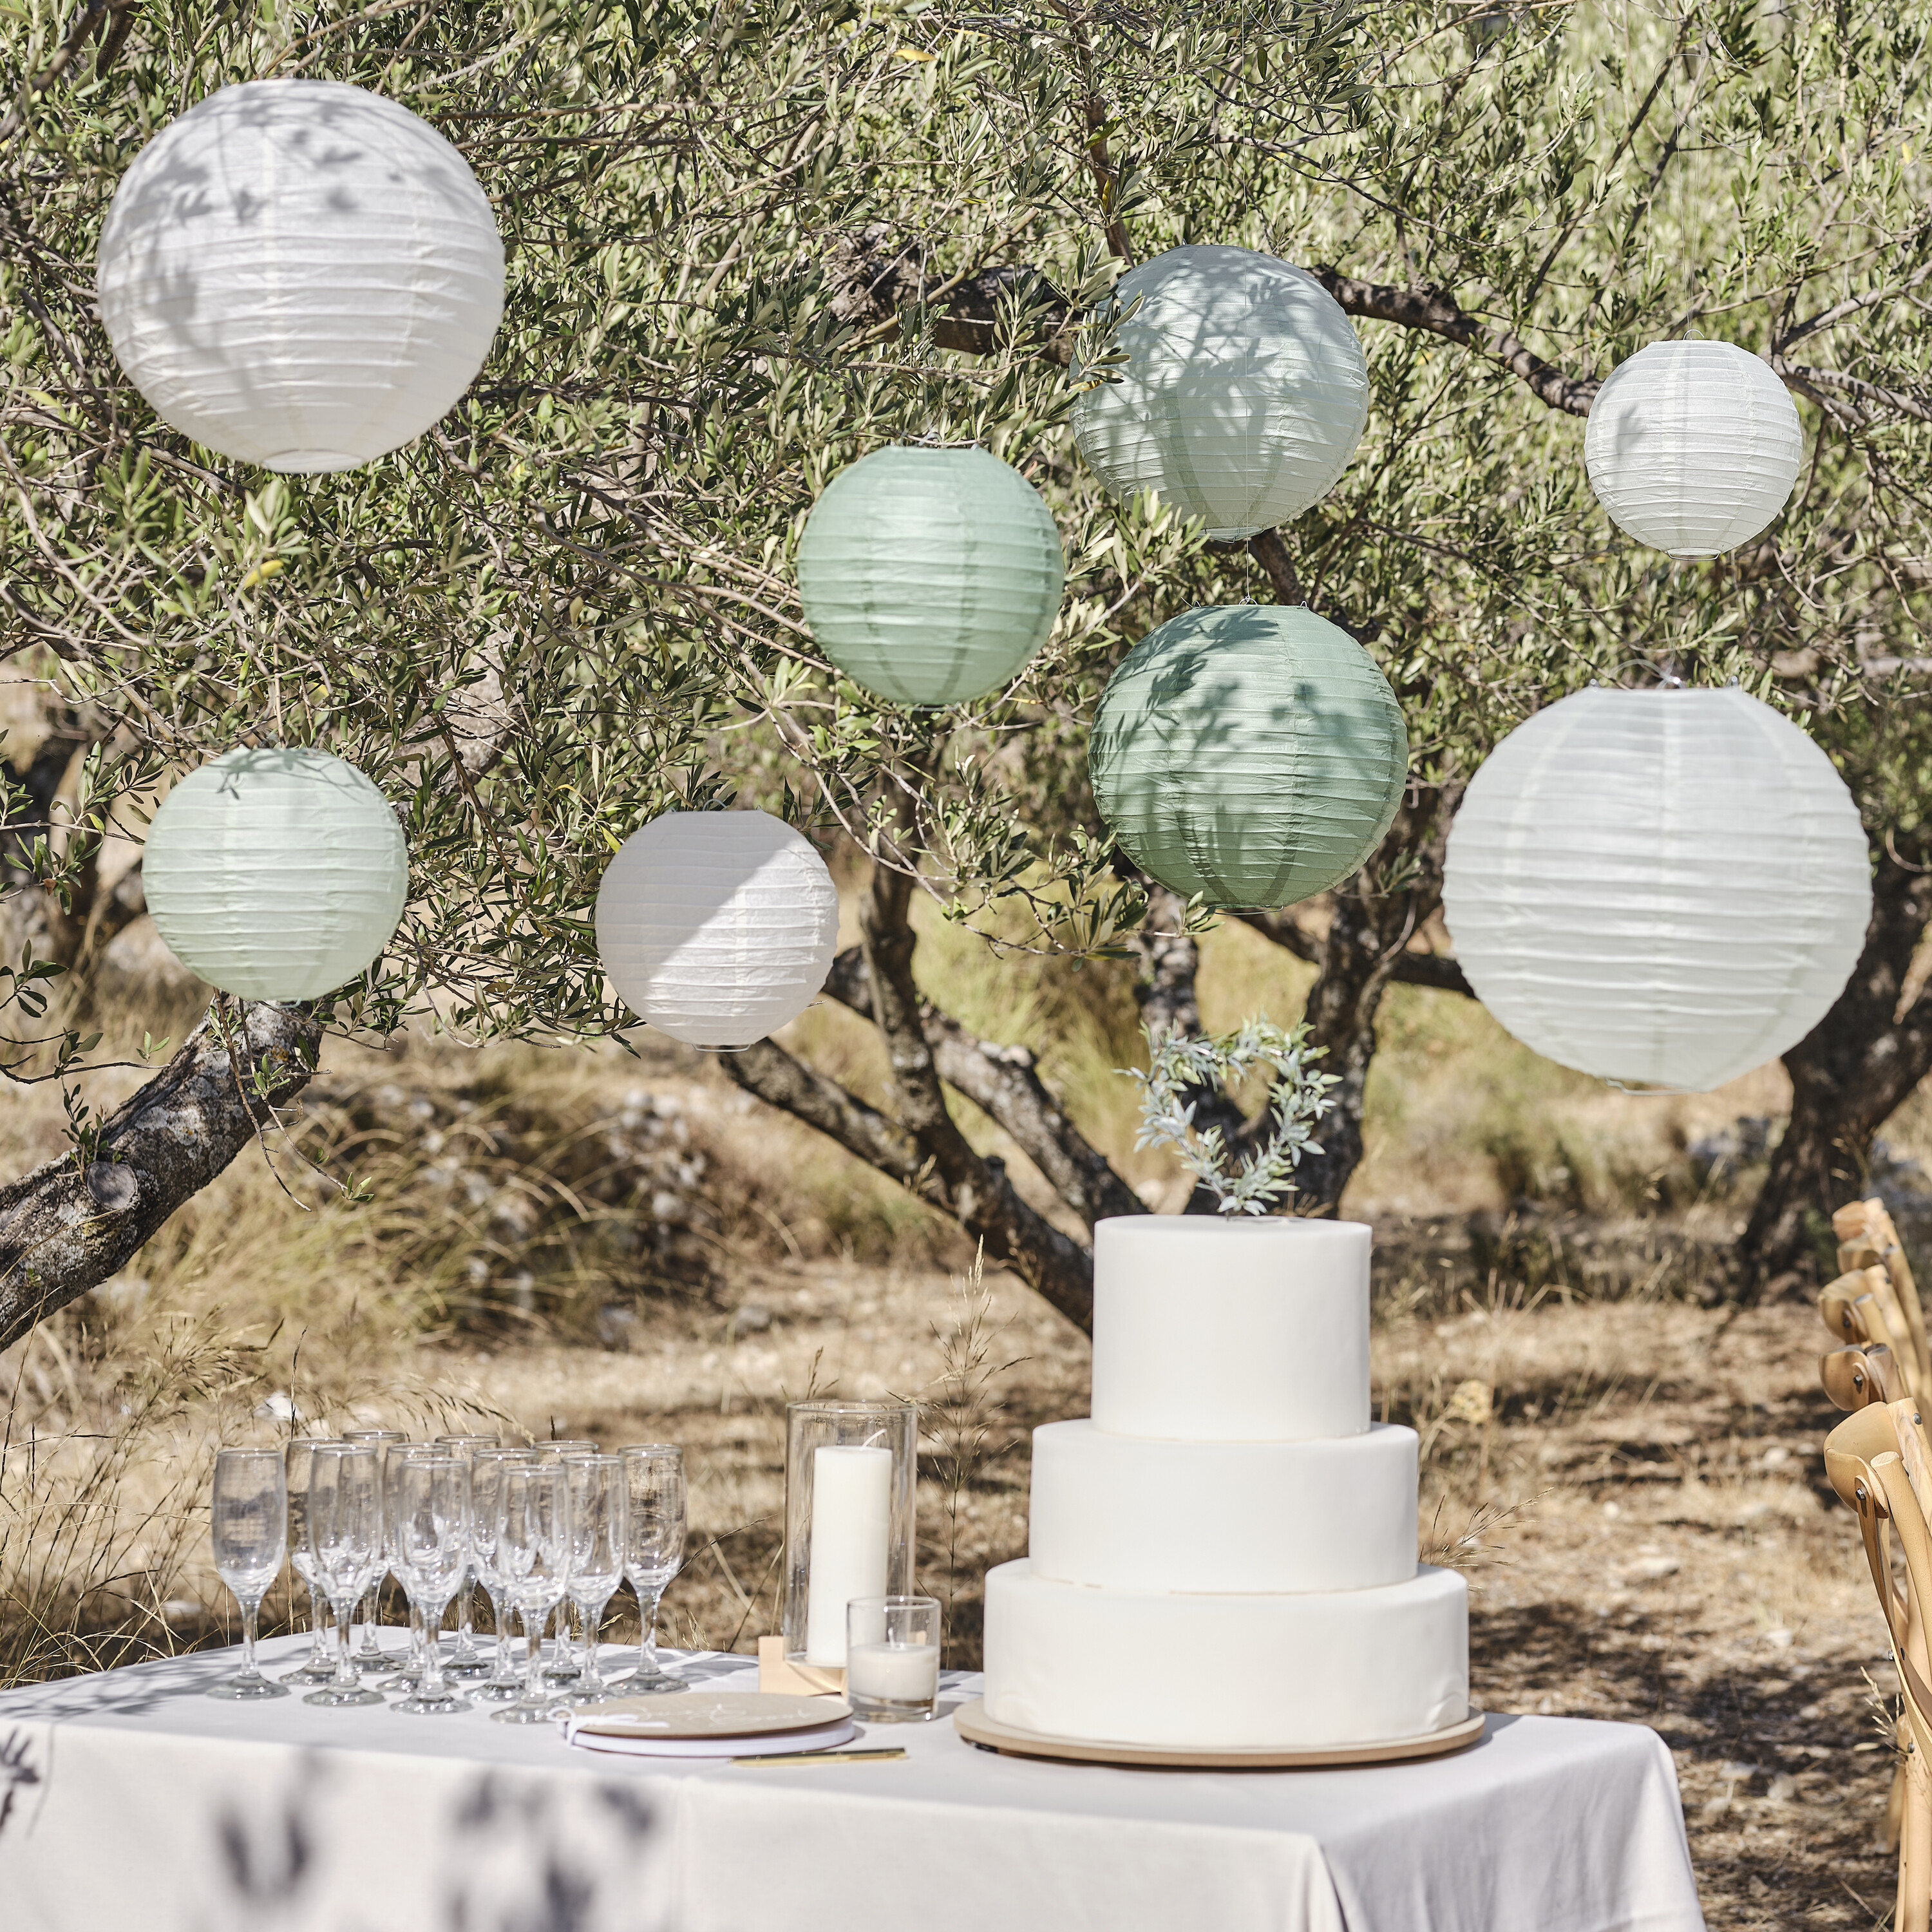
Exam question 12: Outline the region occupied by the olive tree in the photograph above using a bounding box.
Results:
[3,0,1928,1354]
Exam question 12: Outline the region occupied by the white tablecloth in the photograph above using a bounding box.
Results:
[0,1636,1704,1932]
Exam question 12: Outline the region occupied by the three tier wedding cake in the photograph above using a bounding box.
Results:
[981,1215,1469,1749]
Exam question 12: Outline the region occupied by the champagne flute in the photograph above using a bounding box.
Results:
[535,1441,598,1681]
[303,1444,386,1707]
[379,1444,448,1690]
[206,1448,290,1700]
[340,1428,406,1668]
[280,1437,337,1685]
[616,1444,684,1693]
[466,1448,533,1705]
[388,1453,471,1716]
[433,1434,501,1679]
[490,1460,573,1726]
[562,1455,627,1704]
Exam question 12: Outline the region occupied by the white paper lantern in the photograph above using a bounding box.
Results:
[1584,341,1803,558]
[594,811,839,1049]
[1073,244,1368,539]
[144,747,409,1001]
[1443,687,1870,1092]
[95,80,504,473]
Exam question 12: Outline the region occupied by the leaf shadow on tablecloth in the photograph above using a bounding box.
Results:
[203,1745,663,1932]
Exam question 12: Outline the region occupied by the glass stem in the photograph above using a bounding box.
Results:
[455,1575,475,1654]
[487,1589,516,1679]
[305,1586,331,1669]
[334,1595,360,1687]
[419,1597,451,1699]
[576,1593,610,1690]
[238,1596,262,1682]
[408,1600,426,1676]
[638,1584,663,1677]
[524,1605,547,1703]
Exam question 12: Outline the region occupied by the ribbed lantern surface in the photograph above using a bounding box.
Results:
[594,811,840,1049]
[1584,341,1803,558]
[96,80,504,473]
[1073,245,1368,540]
[144,747,409,1001]
[1443,687,1870,1091]
[1090,605,1408,910]
[797,446,1066,706]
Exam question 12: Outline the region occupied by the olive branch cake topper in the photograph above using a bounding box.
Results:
[1123,1016,1340,1217]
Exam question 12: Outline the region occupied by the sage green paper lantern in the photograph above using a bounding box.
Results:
[797,445,1065,706]
[144,746,409,1000]
[1090,605,1408,910]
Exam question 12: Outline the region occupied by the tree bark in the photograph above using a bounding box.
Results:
[1239,787,1463,1213]
[1737,851,1932,1293]
[822,947,1142,1226]
[1129,882,1245,1212]
[0,999,321,1352]
[718,838,1106,1334]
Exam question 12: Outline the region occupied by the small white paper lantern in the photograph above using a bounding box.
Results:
[144,747,409,1001]
[1073,244,1368,539]
[96,80,504,473]
[594,811,839,1049]
[1584,341,1803,558]
[1443,687,1870,1092]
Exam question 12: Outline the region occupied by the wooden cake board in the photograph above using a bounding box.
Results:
[952,1698,1486,1770]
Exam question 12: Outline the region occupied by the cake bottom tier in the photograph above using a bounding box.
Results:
[981,1559,1469,1750]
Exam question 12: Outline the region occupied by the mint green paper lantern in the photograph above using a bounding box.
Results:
[1090,605,1408,909]
[144,746,409,1000]
[797,445,1065,706]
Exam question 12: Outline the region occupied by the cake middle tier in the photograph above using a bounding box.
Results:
[1028,1418,1419,1593]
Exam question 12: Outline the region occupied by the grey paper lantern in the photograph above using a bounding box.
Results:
[1074,245,1369,539]
[95,80,504,473]
[144,748,409,1000]
[594,811,839,1048]
[797,446,1065,706]
[1584,341,1803,558]
[1090,605,1408,910]
[1443,687,1870,1091]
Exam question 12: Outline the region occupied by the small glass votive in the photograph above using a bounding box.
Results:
[845,1596,940,1722]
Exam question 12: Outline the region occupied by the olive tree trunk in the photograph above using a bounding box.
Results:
[0,1000,321,1352]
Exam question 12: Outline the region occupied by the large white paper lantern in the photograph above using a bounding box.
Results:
[144,747,409,1001]
[594,811,839,1049]
[1443,687,1870,1092]
[1584,341,1803,558]
[96,80,504,473]
[1073,244,1368,539]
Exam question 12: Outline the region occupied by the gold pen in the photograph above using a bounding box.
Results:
[730,1747,909,1766]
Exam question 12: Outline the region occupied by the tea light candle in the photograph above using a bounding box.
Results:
[803,1444,891,1664]
[848,1640,940,1707]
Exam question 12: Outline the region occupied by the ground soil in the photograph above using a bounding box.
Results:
[409,1256,1897,1932]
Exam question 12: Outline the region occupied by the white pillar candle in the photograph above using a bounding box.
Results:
[803,1444,891,1665]
[848,1641,940,1707]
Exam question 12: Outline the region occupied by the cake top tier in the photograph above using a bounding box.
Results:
[1090,1215,1371,1443]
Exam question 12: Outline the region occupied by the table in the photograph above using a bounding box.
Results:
[0,1636,1705,1932]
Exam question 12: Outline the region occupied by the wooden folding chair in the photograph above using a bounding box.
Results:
[1821,1200,1932,1921]
[1826,1198,1932,1401]
[1826,1397,1932,1932]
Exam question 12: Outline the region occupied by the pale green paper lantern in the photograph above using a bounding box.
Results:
[1074,245,1369,540]
[797,445,1066,706]
[1090,605,1408,910]
[144,747,409,1001]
